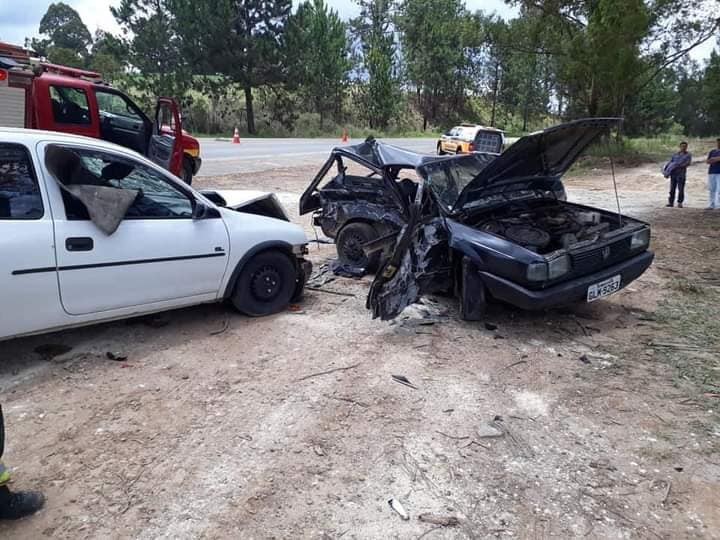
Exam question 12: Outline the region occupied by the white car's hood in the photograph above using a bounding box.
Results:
[199,189,291,222]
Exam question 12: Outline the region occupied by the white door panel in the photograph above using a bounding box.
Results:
[0,221,61,338]
[55,219,229,314]
[0,142,63,340]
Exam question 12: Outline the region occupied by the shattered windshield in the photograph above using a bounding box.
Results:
[421,154,495,211]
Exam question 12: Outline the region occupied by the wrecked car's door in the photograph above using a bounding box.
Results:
[42,143,229,315]
[367,182,450,320]
[148,98,183,177]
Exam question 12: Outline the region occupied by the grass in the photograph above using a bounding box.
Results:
[654,279,720,395]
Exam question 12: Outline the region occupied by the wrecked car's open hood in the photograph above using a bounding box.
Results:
[452,118,621,211]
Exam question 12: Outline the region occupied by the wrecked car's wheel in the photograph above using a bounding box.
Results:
[337,222,380,272]
[437,144,446,155]
[232,251,296,316]
[182,157,193,185]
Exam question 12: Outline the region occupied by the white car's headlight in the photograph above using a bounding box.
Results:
[631,229,650,250]
[548,254,571,279]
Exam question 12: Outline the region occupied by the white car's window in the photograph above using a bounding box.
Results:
[57,146,193,219]
[0,143,44,220]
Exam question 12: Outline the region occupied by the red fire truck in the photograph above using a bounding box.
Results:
[0,42,201,184]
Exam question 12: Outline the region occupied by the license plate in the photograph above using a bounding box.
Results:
[587,275,622,302]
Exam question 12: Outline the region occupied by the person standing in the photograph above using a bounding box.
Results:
[706,138,720,209]
[0,405,44,520]
[663,142,692,208]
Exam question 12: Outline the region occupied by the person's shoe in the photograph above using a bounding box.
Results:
[665,203,674,207]
[0,486,45,520]
[678,202,683,208]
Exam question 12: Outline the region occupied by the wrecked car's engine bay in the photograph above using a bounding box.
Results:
[472,202,628,254]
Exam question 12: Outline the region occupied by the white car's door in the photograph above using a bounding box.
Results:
[40,142,230,316]
[0,142,62,339]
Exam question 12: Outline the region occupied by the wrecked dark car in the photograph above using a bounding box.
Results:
[300,118,654,320]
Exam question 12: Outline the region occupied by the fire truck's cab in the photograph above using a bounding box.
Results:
[0,42,201,184]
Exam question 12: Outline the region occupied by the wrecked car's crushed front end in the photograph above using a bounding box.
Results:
[367,118,655,320]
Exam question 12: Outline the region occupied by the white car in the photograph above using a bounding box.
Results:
[0,128,311,341]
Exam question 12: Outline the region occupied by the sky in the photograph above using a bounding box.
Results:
[0,0,715,62]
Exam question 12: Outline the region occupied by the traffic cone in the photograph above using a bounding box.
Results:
[232,127,240,144]
[341,128,349,143]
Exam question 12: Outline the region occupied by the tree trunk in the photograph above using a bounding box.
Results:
[490,61,500,127]
[245,86,256,135]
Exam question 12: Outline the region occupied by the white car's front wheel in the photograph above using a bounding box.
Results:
[231,251,297,316]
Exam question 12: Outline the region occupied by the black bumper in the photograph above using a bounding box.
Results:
[192,156,202,174]
[479,251,654,311]
[292,258,313,302]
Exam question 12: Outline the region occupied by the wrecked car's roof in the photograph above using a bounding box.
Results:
[333,138,448,170]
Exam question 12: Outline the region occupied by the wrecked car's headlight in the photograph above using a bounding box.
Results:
[527,262,548,282]
[548,255,571,279]
[630,229,650,250]
[527,255,571,282]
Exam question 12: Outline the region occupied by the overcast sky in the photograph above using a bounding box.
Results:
[0,0,715,62]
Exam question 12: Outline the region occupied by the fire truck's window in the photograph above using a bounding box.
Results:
[157,103,177,131]
[50,86,91,125]
[96,91,142,121]
[0,144,43,220]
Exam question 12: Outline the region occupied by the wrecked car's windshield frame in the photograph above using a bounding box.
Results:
[418,154,497,213]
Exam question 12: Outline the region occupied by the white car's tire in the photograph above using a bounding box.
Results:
[231,251,296,316]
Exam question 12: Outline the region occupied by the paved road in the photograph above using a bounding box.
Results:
[197,137,437,177]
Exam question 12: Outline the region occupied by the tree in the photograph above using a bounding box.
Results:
[508,0,720,122]
[287,0,350,127]
[398,0,474,130]
[88,30,128,82]
[702,51,720,132]
[112,0,189,105]
[350,0,400,130]
[170,0,292,134]
[29,2,92,65]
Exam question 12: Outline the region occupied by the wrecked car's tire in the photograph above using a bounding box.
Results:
[437,144,446,155]
[337,222,380,272]
[231,251,296,316]
[182,157,193,185]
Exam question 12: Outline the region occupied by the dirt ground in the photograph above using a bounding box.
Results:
[1,154,719,539]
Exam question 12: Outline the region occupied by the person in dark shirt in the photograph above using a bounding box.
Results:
[706,138,720,210]
[663,142,692,208]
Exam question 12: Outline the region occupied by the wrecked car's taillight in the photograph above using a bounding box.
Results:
[630,229,650,250]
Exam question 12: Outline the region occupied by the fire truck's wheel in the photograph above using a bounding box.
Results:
[182,157,193,185]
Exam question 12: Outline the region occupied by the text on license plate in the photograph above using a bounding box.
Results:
[587,275,622,302]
